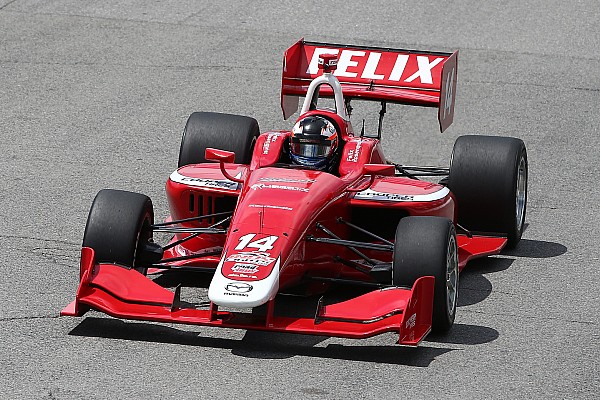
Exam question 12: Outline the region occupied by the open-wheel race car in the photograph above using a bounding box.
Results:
[62,40,528,346]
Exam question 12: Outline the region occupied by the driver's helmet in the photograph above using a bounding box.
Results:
[289,116,339,171]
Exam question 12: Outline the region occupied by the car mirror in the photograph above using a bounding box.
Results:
[363,164,396,176]
[348,164,396,193]
[204,148,243,183]
[205,148,236,164]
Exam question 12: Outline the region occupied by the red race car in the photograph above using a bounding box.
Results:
[62,40,527,346]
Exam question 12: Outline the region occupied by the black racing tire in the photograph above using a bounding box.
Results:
[178,112,260,167]
[82,189,156,273]
[448,135,528,248]
[393,216,459,333]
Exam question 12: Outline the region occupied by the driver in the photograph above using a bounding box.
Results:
[289,116,339,172]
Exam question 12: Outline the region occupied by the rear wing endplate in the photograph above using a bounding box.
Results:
[281,39,458,132]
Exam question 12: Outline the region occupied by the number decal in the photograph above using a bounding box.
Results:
[235,234,256,250]
[234,234,279,253]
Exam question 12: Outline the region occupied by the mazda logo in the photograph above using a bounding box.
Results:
[225,282,253,293]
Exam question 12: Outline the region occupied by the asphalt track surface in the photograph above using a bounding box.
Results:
[1,1,598,399]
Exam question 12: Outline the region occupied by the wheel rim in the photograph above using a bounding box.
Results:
[515,155,527,232]
[446,234,459,316]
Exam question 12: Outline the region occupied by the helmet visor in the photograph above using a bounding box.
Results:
[290,139,333,158]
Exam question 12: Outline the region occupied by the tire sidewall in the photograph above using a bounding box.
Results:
[82,189,154,272]
[393,216,458,332]
[448,135,528,247]
[178,112,260,167]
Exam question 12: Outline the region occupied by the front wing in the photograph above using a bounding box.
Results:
[62,248,435,346]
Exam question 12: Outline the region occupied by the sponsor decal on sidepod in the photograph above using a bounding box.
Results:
[169,171,240,190]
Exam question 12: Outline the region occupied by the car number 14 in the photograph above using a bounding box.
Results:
[234,234,279,253]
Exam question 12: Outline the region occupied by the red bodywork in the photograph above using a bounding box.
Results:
[62,40,504,346]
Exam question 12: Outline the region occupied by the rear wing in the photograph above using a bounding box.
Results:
[281,39,458,132]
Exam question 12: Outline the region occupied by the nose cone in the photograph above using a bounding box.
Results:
[208,255,280,308]
[207,167,348,309]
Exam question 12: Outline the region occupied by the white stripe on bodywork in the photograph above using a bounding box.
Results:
[354,186,450,202]
[169,170,241,191]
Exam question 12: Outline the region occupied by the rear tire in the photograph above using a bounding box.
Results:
[82,189,158,274]
[448,135,528,248]
[178,112,260,167]
[393,216,458,332]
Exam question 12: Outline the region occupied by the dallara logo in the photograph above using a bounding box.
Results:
[225,282,253,293]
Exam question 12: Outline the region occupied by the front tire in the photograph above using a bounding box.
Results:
[448,135,528,248]
[82,189,159,274]
[178,112,260,167]
[393,216,459,333]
